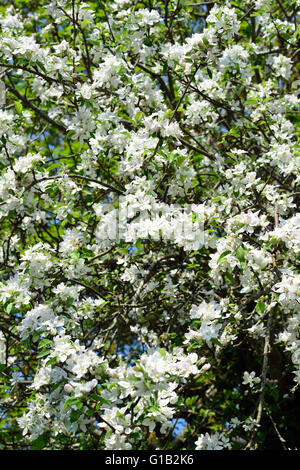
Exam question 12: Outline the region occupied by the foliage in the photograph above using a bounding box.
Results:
[0,0,299,450]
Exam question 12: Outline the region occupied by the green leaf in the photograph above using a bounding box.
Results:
[81,248,94,258]
[63,397,81,411]
[32,435,47,450]
[135,111,143,121]
[159,348,166,358]
[38,339,52,349]
[14,101,23,114]
[90,394,110,405]
[81,19,91,28]
[37,350,51,359]
[23,337,32,349]
[245,97,258,105]
[167,152,177,163]
[36,61,47,73]
[202,35,209,46]
[224,271,235,283]
[49,380,64,393]
[32,332,41,343]
[45,356,59,366]
[256,301,266,315]
[235,245,245,262]
[70,251,80,260]
[5,303,14,314]
[70,409,83,423]
[148,405,160,413]
[211,338,223,347]
[66,297,74,308]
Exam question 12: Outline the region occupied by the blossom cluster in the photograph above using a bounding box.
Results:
[0,0,299,451]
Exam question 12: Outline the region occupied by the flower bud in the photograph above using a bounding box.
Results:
[64,383,73,394]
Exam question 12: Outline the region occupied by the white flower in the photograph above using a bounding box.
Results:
[195,431,231,450]
[59,228,85,255]
[272,55,293,79]
[243,417,259,432]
